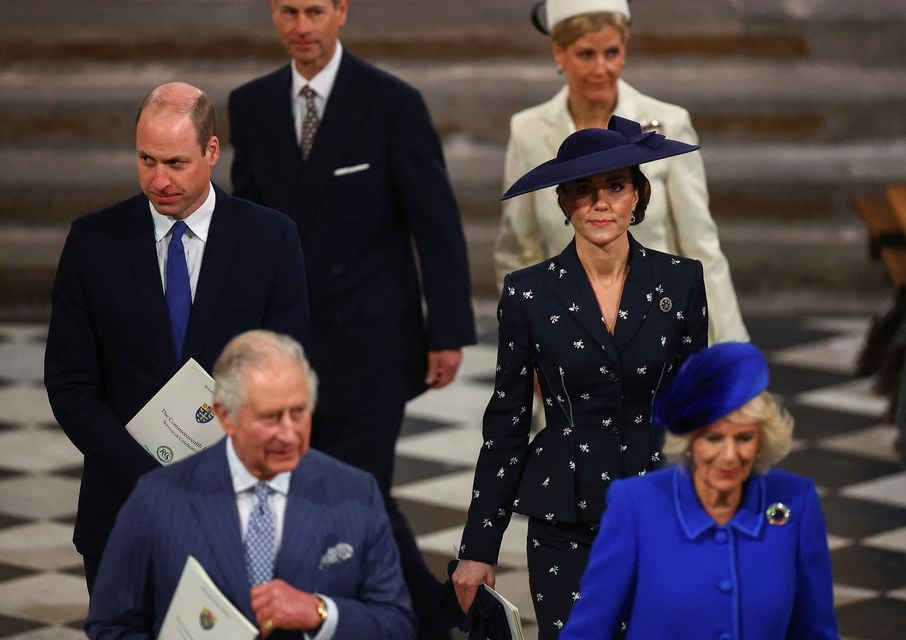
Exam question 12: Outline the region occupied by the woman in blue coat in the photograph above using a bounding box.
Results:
[561,342,839,639]
[452,116,708,638]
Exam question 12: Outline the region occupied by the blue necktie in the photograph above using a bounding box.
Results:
[245,482,276,586]
[165,221,192,361]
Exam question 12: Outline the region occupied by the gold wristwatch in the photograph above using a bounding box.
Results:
[314,595,328,626]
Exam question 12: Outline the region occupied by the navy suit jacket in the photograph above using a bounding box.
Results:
[44,185,310,559]
[228,51,476,415]
[85,442,415,639]
[561,466,839,639]
[460,237,708,563]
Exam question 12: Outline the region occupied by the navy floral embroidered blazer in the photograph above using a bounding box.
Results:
[460,235,708,564]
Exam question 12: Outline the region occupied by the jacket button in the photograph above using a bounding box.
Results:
[719,634,732,640]
[718,579,732,593]
[607,372,619,382]
[714,530,728,544]
[330,264,345,276]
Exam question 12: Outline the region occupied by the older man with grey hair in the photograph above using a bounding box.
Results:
[87,330,414,639]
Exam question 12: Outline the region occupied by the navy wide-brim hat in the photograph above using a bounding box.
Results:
[652,342,770,435]
[500,115,699,200]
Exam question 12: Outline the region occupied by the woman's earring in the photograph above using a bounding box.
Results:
[564,216,571,226]
[556,66,563,75]
[630,206,636,224]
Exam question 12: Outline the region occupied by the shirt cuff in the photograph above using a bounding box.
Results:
[304,595,338,640]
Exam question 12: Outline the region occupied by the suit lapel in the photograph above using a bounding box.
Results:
[263,66,304,172]
[183,186,236,364]
[191,442,254,618]
[552,241,617,355]
[612,235,657,354]
[274,452,328,586]
[541,86,574,157]
[294,52,372,234]
[125,200,178,374]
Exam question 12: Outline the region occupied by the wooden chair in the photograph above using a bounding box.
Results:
[854,188,906,382]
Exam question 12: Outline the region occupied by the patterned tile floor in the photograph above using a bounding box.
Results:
[0,312,904,639]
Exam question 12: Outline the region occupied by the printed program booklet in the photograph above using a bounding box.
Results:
[482,584,525,640]
[158,555,257,640]
[126,358,223,465]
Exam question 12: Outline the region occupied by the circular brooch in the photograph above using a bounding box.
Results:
[766,502,791,526]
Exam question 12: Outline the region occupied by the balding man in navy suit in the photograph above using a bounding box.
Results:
[45,82,310,592]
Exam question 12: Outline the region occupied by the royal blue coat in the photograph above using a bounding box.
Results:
[561,465,839,639]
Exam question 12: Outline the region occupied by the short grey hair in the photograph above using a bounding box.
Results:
[662,391,794,474]
[213,330,318,417]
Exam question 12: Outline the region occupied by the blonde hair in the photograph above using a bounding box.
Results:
[550,11,629,48]
[662,391,794,474]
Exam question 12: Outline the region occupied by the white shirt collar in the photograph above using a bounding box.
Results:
[225,437,291,496]
[290,40,343,103]
[150,181,216,243]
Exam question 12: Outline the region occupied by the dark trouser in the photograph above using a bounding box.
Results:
[526,518,625,640]
[896,364,906,469]
[84,554,100,595]
[312,407,448,639]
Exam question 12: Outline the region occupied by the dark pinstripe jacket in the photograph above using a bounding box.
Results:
[86,441,415,639]
[229,51,476,415]
[44,185,310,560]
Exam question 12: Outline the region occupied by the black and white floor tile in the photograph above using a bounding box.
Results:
[0,313,903,639]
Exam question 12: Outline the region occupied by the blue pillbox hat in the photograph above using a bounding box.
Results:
[652,342,769,435]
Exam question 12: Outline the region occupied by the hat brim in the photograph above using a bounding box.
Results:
[652,342,770,435]
[500,138,699,200]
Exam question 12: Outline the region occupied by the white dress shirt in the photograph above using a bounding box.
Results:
[225,439,338,639]
[151,183,215,299]
[291,41,343,144]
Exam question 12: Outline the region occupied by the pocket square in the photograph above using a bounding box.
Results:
[333,163,370,177]
[319,542,355,569]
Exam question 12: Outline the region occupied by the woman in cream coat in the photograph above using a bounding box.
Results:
[496,0,748,343]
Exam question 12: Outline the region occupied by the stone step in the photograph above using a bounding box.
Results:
[3,0,904,66]
[0,216,886,321]
[5,58,906,147]
[1,0,901,318]
[2,132,903,226]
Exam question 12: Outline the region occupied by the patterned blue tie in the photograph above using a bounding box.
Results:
[165,220,192,361]
[245,482,276,586]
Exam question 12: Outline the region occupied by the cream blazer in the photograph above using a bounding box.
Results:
[495,80,748,343]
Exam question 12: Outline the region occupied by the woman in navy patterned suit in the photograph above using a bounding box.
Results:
[452,116,709,638]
